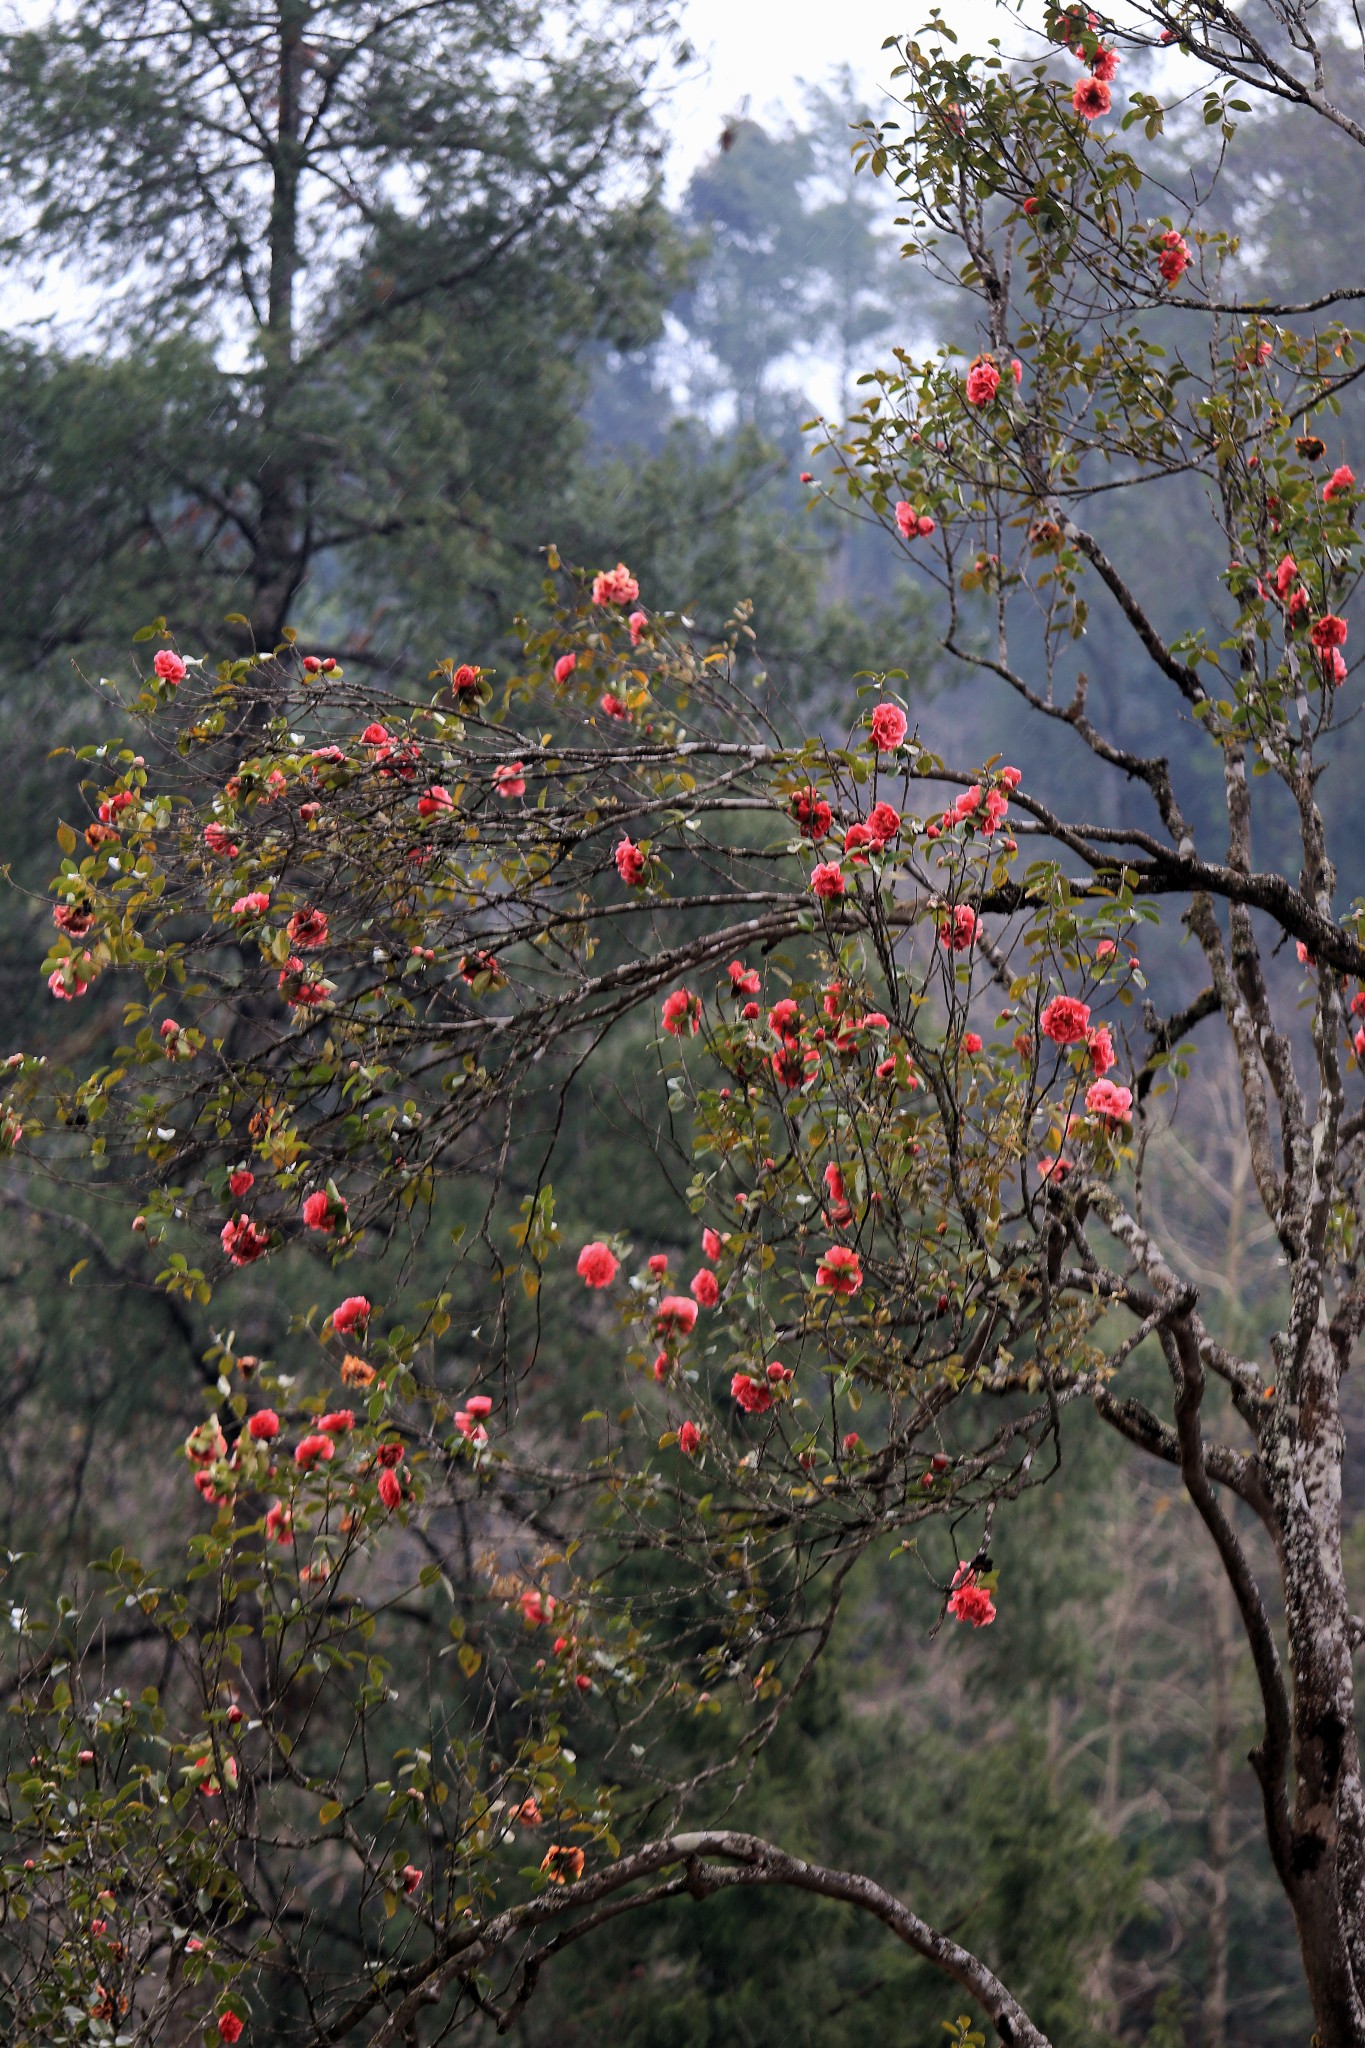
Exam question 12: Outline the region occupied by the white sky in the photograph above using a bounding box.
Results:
[662,0,1009,189]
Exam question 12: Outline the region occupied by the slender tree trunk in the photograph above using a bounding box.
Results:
[251,0,307,648]
[1203,1567,1233,2048]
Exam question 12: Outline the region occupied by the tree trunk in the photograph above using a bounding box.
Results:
[251,0,307,649]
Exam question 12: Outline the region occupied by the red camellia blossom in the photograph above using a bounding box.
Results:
[1310,614,1348,655]
[247,1410,280,1441]
[493,762,526,798]
[661,988,701,1036]
[656,1294,699,1336]
[702,1227,722,1261]
[1040,995,1092,1045]
[1091,43,1119,81]
[1275,553,1298,597]
[377,1467,402,1510]
[947,1563,997,1628]
[153,650,187,685]
[1157,229,1190,286]
[843,822,877,864]
[217,2015,245,2045]
[287,908,329,949]
[894,500,917,537]
[648,1252,669,1275]
[232,892,270,915]
[553,652,577,683]
[331,1296,371,1334]
[302,1189,347,1233]
[614,837,646,885]
[868,702,908,752]
[938,905,979,952]
[728,960,761,994]
[690,1268,720,1307]
[48,955,94,1000]
[1038,1154,1074,1184]
[577,1241,619,1288]
[678,1420,701,1456]
[229,1168,254,1198]
[599,692,630,720]
[731,1373,772,1414]
[768,997,800,1037]
[52,901,94,937]
[264,1501,293,1545]
[811,861,846,900]
[320,1410,355,1436]
[450,663,480,695]
[628,609,648,645]
[520,1588,555,1626]
[1072,74,1111,118]
[963,1031,983,1054]
[401,1865,423,1896]
[965,355,1001,405]
[221,1214,270,1266]
[294,1434,335,1470]
[1087,1025,1116,1076]
[591,562,640,607]
[277,957,328,1006]
[1325,463,1355,501]
[418,785,453,818]
[815,1245,863,1295]
[791,786,833,838]
[1087,1079,1134,1127]
[867,801,901,844]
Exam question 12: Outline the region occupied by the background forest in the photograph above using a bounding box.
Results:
[1,4,1361,2041]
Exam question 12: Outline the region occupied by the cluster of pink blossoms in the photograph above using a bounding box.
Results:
[894,501,936,540]
[947,1562,996,1628]
[591,562,640,608]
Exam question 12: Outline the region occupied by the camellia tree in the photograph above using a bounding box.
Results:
[10,2,1365,2042]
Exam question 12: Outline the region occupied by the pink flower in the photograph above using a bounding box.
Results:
[265,1501,293,1545]
[1091,44,1119,81]
[1038,1154,1074,1185]
[599,692,630,720]
[678,1420,701,1455]
[553,653,577,683]
[277,957,328,1006]
[815,1245,863,1295]
[294,1434,335,1470]
[1325,464,1355,502]
[1087,1025,1116,1076]
[1086,1078,1133,1126]
[867,802,900,844]
[1010,358,1023,384]
[221,1214,270,1266]
[48,954,94,1000]
[217,2016,245,2046]
[648,1253,669,1276]
[52,902,94,938]
[520,1588,555,1625]
[661,989,701,1037]
[946,1563,996,1627]
[320,1409,355,1435]
[655,1294,698,1335]
[894,501,918,538]
[702,1227,722,1262]
[577,1241,619,1288]
[843,822,877,863]
[917,514,936,536]
[731,1372,772,1414]
[1072,75,1111,119]
[1310,614,1348,654]
[401,1865,423,1896]
[286,907,329,949]
[614,837,646,885]
[1040,995,1092,1046]
[1274,553,1298,597]
[592,562,640,607]
[229,1168,255,1198]
[232,892,270,915]
[494,762,526,798]
[690,1268,720,1308]
[1330,647,1348,685]
[153,650,187,685]
[377,1467,402,1510]
[868,702,908,752]
[418,785,453,818]
[728,960,760,995]
[247,1409,279,1441]
[302,1189,347,1233]
[999,765,1022,789]
[450,663,481,696]
[1157,229,1190,287]
[963,1031,983,1054]
[628,610,648,646]
[811,861,846,900]
[331,1296,371,1334]
[965,356,1001,406]
[938,906,979,952]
